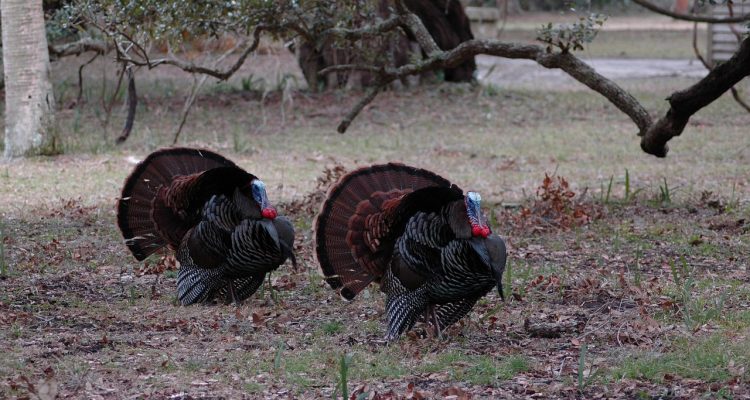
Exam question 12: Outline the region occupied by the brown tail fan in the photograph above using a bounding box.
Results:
[314,163,455,300]
[117,147,245,261]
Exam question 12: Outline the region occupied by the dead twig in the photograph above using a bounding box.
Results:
[172,39,244,144]
[75,53,100,106]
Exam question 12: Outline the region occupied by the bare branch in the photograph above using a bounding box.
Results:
[48,38,111,60]
[394,0,441,56]
[336,39,652,137]
[172,40,244,144]
[319,64,383,75]
[112,24,289,81]
[76,53,100,105]
[100,63,126,131]
[327,14,401,40]
[336,33,750,157]
[641,36,750,156]
[536,52,653,133]
[337,84,383,133]
[173,74,209,145]
[631,0,750,23]
[692,21,750,113]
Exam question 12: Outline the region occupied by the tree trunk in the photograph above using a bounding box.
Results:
[2,0,58,158]
[296,0,476,90]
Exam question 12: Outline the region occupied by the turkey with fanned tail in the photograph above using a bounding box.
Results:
[315,163,506,340]
[117,147,295,305]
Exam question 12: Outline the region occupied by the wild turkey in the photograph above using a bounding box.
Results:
[315,163,506,340]
[117,147,295,305]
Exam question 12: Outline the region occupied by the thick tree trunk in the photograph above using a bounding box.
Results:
[296,0,476,90]
[403,0,477,82]
[2,0,58,158]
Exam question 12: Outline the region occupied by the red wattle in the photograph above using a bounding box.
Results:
[262,208,277,219]
[472,225,483,237]
[481,227,490,238]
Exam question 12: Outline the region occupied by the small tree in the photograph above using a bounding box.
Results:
[2,0,59,158]
[47,0,750,156]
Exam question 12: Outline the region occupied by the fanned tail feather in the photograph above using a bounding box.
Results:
[117,148,241,261]
[315,163,454,300]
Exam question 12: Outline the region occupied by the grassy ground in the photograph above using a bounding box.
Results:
[1,15,750,399]
[473,12,709,59]
[496,29,708,59]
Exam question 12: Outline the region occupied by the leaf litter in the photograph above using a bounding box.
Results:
[0,172,748,399]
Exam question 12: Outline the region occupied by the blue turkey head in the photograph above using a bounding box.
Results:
[465,191,490,238]
[251,179,277,219]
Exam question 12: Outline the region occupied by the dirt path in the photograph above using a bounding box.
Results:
[477,56,709,89]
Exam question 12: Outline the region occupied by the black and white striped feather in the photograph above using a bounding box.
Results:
[383,202,505,339]
[175,194,294,305]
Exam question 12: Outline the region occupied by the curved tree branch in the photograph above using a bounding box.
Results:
[641,36,750,156]
[326,14,402,40]
[337,84,382,133]
[48,37,111,60]
[691,21,750,113]
[332,9,750,157]
[394,0,442,56]
[75,52,100,106]
[116,67,137,144]
[110,23,299,81]
[630,0,750,23]
[120,27,266,80]
[331,39,652,140]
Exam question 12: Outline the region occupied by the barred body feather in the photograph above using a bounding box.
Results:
[117,147,295,305]
[315,163,506,340]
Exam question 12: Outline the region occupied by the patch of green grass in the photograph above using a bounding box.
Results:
[660,258,729,330]
[358,319,382,335]
[614,334,750,383]
[419,351,529,385]
[281,349,330,389]
[163,269,178,279]
[722,310,750,329]
[320,320,344,335]
[335,353,352,400]
[654,177,673,207]
[183,358,203,372]
[9,323,22,339]
[503,258,513,301]
[354,347,409,380]
[244,382,265,394]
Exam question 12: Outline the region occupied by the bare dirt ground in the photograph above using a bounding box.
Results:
[477,56,712,91]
